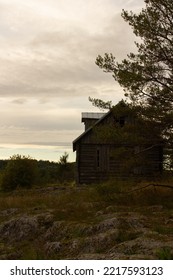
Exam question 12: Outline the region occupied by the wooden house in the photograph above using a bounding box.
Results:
[73,104,163,184]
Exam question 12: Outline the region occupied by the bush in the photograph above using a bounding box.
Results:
[57,153,75,183]
[1,154,39,191]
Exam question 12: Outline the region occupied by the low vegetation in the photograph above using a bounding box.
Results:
[0,166,173,259]
[0,154,75,191]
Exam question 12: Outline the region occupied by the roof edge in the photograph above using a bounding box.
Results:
[73,110,111,151]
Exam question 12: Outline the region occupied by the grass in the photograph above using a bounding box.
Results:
[0,185,102,223]
[0,179,173,259]
[156,247,173,260]
[154,225,173,235]
[1,179,173,215]
[115,230,141,243]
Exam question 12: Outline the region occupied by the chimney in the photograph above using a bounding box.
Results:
[81,112,105,131]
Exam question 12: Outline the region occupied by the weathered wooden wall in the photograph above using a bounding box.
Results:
[75,143,163,184]
[74,110,163,184]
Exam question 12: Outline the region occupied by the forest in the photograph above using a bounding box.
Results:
[0,154,75,191]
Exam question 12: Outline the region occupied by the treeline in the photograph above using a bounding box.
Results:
[0,154,75,191]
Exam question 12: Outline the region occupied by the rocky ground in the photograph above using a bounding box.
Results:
[0,185,173,259]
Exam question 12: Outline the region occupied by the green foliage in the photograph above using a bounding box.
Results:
[96,0,173,110]
[58,153,75,183]
[37,160,60,185]
[1,154,39,191]
[88,96,112,110]
[0,155,75,190]
[58,152,69,166]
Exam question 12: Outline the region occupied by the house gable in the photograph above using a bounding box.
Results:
[73,111,110,151]
[73,104,163,184]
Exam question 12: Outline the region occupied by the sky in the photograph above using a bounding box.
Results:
[0,0,145,162]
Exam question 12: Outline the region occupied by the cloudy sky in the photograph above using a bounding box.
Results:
[0,0,144,162]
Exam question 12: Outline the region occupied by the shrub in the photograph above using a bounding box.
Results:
[1,154,39,191]
[57,153,75,183]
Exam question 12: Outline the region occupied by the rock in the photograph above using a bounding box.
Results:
[0,208,19,216]
[95,210,104,216]
[0,216,39,242]
[109,235,173,259]
[45,242,62,254]
[79,230,119,254]
[148,205,163,212]
[94,217,119,232]
[37,213,54,227]
[165,217,173,225]
[0,251,22,260]
[71,239,79,250]
[44,221,67,240]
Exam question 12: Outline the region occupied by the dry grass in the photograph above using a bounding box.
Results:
[0,179,173,226]
[1,179,173,212]
[0,185,101,223]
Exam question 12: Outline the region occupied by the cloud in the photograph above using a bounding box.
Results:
[11,98,27,104]
[0,0,145,159]
[0,20,133,101]
[0,0,143,100]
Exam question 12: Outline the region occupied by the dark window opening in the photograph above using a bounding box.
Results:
[119,117,125,127]
[97,149,100,168]
[114,116,125,127]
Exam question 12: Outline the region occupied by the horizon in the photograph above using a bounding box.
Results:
[0,142,75,162]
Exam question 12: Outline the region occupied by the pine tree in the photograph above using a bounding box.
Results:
[95,0,173,169]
